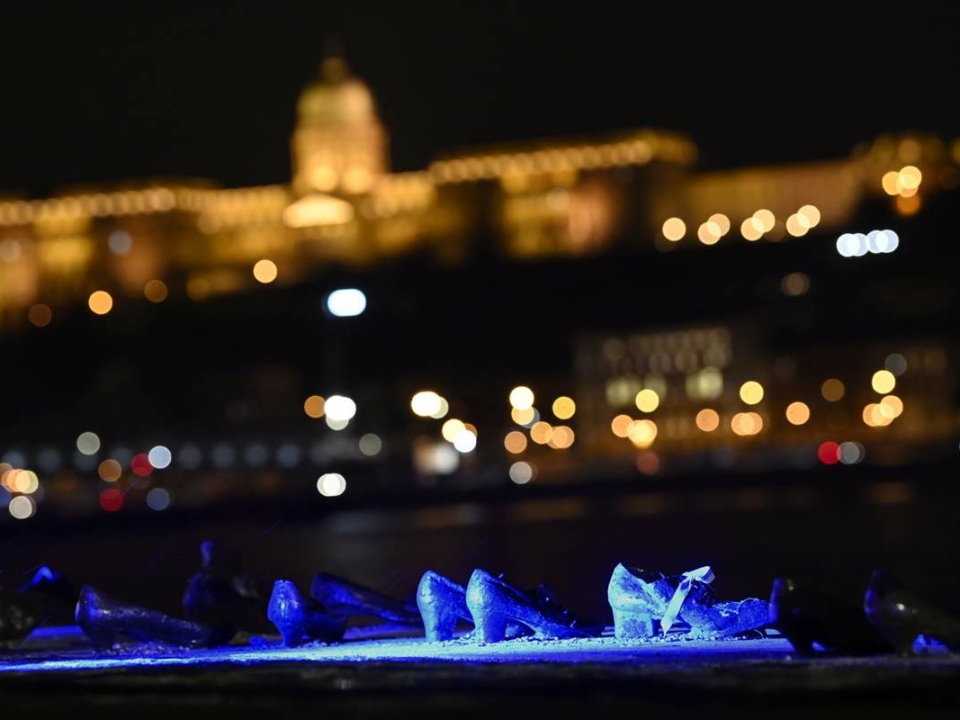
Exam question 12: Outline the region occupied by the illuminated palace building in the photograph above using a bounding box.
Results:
[1,56,959,518]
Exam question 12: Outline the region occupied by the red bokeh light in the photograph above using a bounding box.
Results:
[818,441,840,465]
[636,450,660,475]
[99,487,124,512]
[131,453,153,477]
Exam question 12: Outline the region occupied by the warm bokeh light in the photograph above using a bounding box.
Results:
[511,406,536,426]
[895,194,921,216]
[695,408,719,432]
[871,369,896,394]
[634,388,660,413]
[627,419,657,448]
[879,394,904,419]
[98,459,123,482]
[28,303,53,327]
[898,165,922,191]
[441,418,466,443]
[530,421,554,445]
[253,259,278,284]
[740,217,762,241]
[662,217,686,242]
[863,403,893,427]
[144,279,168,303]
[88,290,113,315]
[785,401,810,425]
[708,213,731,236]
[697,221,721,245]
[548,425,575,449]
[303,395,326,418]
[611,414,633,438]
[731,412,763,436]
[821,378,845,402]
[11,470,39,494]
[785,214,808,237]
[186,277,210,301]
[504,430,528,454]
[797,204,821,228]
[552,396,576,420]
[780,272,810,297]
[509,386,535,410]
[753,209,775,232]
[739,380,764,405]
[636,451,660,476]
[881,170,902,196]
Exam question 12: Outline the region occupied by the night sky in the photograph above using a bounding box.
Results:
[2,2,959,197]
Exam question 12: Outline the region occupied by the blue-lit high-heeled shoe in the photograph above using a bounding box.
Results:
[608,563,769,639]
[607,564,677,639]
[864,569,960,654]
[465,568,601,643]
[310,571,423,627]
[267,579,346,647]
[416,570,472,641]
[75,585,232,650]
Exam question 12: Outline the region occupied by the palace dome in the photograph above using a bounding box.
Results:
[296,56,376,124]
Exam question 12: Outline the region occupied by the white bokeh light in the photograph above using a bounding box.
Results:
[9,495,36,520]
[324,395,357,422]
[326,289,367,317]
[148,445,172,470]
[452,429,477,453]
[76,432,101,456]
[509,461,535,485]
[317,473,347,497]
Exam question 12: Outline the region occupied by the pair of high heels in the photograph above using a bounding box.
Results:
[770,569,960,655]
[267,572,422,647]
[417,568,604,643]
[76,540,270,650]
[607,563,770,639]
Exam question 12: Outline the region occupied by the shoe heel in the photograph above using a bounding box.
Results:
[277,619,306,648]
[612,608,657,639]
[473,610,508,643]
[878,620,920,655]
[421,603,460,642]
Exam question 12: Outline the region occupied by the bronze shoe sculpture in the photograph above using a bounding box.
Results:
[864,569,960,654]
[769,577,889,655]
[182,540,273,638]
[0,566,76,645]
